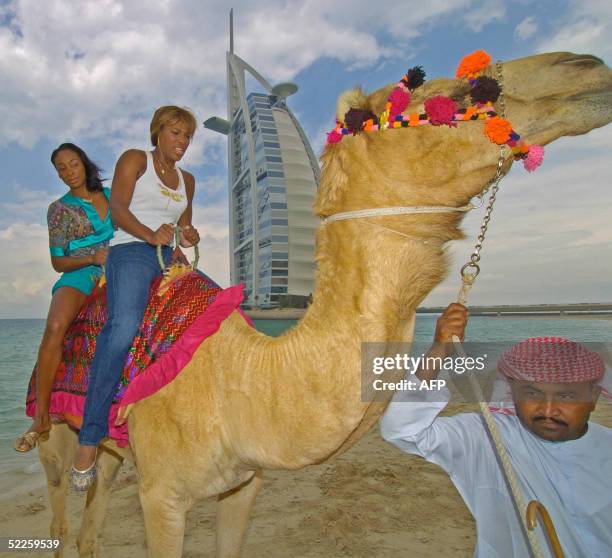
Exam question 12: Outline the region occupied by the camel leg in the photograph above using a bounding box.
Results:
[38,422,78,558]
[76,448,124,558]
[216,470,263,558]
[139,484,190,558]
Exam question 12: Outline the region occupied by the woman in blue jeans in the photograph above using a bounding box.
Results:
[71,106,201,490]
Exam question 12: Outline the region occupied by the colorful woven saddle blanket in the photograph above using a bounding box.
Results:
[25,272,245,446]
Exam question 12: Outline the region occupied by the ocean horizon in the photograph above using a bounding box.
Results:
[2,315,611,500]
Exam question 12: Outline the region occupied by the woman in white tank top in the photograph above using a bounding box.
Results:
[71,106,201,489]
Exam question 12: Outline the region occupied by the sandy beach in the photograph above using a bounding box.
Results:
[2,401,610,557]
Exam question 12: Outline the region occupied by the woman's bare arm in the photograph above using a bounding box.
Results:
[177,172,200,247]
[51,249,107,272]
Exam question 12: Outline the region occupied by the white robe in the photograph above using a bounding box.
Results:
[380,386,612,557]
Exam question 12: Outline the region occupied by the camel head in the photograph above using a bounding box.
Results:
[315,51,612,218]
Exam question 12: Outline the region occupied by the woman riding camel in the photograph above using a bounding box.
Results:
[15,143,113,452]
[70,106,200,490]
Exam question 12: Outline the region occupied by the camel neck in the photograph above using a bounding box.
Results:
[224,220,447,469]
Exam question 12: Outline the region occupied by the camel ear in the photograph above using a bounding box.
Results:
[314,143,349,216]
[336,87,369,121]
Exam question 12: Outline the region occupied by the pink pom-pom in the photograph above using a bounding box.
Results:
[326,130,344,144]
[388,87,411,118]
[523,144,544,172]
[424,96,458,126]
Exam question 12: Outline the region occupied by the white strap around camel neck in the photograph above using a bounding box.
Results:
[322,203,475,224]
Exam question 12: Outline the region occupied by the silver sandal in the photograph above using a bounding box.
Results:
[70,450,97,492]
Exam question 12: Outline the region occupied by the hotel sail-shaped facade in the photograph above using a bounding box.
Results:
[205,25,320,308]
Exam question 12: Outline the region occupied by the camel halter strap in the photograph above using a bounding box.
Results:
[321,203,475,224]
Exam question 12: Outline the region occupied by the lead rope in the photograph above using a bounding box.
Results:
[451,62,549,558]
[156,226,200,272]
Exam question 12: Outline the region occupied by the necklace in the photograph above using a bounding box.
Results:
[72,188,92,202]
[155,149,174,176]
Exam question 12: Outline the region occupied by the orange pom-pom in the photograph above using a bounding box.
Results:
[456,50,492,79]
[485,117,512,144]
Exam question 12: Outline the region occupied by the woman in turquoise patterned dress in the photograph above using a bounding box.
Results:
[14,143,114,452]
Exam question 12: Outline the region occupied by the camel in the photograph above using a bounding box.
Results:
[35,51,612,557]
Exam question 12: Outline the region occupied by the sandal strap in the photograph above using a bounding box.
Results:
[14,431,41,452]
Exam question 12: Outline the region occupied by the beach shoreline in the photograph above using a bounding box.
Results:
[245,309,612,320]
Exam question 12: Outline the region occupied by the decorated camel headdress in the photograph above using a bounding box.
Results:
[326,50,544,172]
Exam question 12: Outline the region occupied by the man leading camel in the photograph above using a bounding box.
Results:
[381,304,612,557]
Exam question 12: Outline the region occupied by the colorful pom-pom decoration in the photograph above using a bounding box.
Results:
[323,49,542,171]
[485,116,513,144]
[344,108,376,134]
[470,76,501,104]
[456,50,492,79]
[523,145,544,172]
[326,130,343,144]
[388,87,411,118]
[424,96,458,126]
[403,66,426,90]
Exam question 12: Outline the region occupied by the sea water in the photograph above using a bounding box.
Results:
[1,316,611,497]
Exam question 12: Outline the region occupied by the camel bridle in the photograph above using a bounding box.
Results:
[322,61,561,558]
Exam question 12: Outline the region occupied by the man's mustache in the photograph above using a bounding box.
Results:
[533,416,568,427]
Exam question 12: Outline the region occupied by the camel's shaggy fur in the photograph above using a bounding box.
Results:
[36,52,612,557]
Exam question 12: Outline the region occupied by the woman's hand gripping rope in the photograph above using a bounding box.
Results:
[155,225,200,294]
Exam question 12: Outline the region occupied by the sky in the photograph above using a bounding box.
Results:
[0,0,611,318]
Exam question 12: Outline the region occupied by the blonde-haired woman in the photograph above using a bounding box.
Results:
[71,106,201,489]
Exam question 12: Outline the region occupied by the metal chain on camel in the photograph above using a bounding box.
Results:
[452,177,546,558]
[451,61,558,558]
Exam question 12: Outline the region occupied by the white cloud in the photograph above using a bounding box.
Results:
[536,0,612,61]
[0,222,58,318]
[463,0,506,32]
[424,126,612,306]
[514,16,537,40]
[0,184,56,228]
[0,0,510,152]
[2,0,610,316]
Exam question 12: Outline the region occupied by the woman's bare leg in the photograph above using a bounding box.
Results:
[15,286,87,450]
